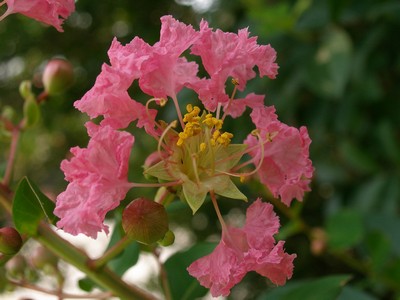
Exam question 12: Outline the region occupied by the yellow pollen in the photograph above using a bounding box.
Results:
[177,104,234,147]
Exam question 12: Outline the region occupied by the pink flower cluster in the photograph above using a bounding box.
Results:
[188,199,296,297]
[0,0,75,32]
[54,15,314,295]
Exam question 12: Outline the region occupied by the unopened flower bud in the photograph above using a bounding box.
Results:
[42,58,73,95]
[5,255,27,278]
[19,80,33,100]
[30,245,58,269]
[122,198,169,245]
[0,227,23,255]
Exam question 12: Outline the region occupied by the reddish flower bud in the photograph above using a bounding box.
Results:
[42,58,73,95]
[30,245,58,269]
[122,198,169,245]
[0,227,23,255]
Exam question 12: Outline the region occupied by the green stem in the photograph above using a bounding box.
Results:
[153,248,172,300]
[2,127,20,186]
[36,223,158,300]
[91,235,132,269]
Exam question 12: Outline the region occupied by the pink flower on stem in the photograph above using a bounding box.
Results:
[187,198,296,297]
[54,123,134,238]
[55,15,313,295]
[0,0,75,32]
[245,106,314,206]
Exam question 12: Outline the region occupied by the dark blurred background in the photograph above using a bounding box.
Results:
[1,0,400,299]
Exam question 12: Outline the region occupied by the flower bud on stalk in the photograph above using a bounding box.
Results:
[122,198,169,245]
[0,227,23,256]
[42,58,74,96]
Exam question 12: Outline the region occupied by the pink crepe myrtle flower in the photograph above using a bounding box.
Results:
[187,199,296,297]
[56,16,313,295]
[245,106,314,206]
[54,123,134,238]
[0,0,75,32]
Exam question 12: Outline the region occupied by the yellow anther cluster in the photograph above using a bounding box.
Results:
[211,130,234,146]
[202,113,223,130]
[177,105,202,146]
[183,104,201,123]
[177,104,234,149]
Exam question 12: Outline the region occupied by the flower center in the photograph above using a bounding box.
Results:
[144,103,248,213]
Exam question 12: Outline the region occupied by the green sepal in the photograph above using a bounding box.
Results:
[182,180,208,214]
[216,144,248,170]
[214,177,247,201]
[144,160,176,181]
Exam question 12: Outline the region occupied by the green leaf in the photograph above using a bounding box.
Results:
[258,274,352,300]
[12,177,58,236]
[337,285,378,300]
[164,242,217,300]
[326,210,364,250]
[305,26,353,99]
[365,231,391,273]
[78,277,96,292]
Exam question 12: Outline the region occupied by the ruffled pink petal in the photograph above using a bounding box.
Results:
[137,16,199,99]
[188,200,295,297]
[244,198,280,249]
[54,123,134,238]
[189,20,278,114]
[253,241,296,285]
[0,0,75,32]
[245,106,314,205]
[157,15,198,54]
[187,228,248,297]
[223,93,265,118]
[107,37,151,79]
[139,55,199,99]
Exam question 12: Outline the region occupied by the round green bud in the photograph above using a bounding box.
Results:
[122,198,169,245]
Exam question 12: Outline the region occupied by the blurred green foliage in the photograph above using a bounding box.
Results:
[1,0,400,299]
